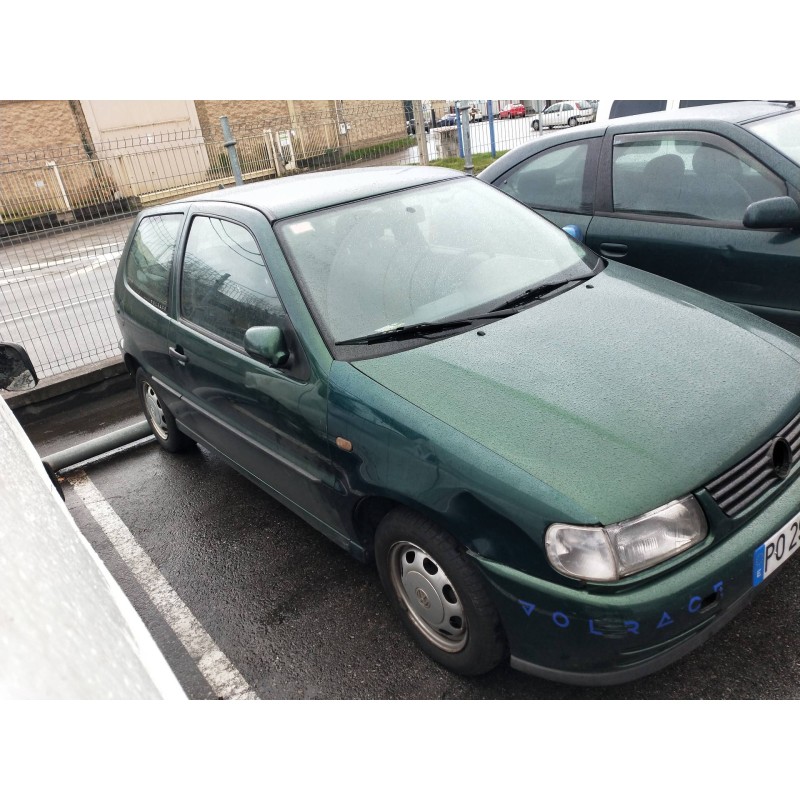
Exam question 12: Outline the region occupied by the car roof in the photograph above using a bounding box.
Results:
[177,165,464,221]
[601,100,795,128]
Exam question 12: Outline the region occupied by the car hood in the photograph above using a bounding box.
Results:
[353,262,800,525]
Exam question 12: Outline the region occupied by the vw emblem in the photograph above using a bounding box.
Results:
[770,436,793,479]
[415,588,431,609]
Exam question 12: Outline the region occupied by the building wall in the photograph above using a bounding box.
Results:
[0,100,86,162]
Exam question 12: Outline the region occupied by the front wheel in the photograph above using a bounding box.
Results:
[136,368,194,453]
[375,508,507,676]
[531,119,539,131]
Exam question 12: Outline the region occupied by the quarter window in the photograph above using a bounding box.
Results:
[180,216,284,346]
[612,134,787,222]
[497,142,592,213]
[125,214,183,310]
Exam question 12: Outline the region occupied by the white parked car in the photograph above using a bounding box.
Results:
[530,100,594,130]
[0,343,185,699]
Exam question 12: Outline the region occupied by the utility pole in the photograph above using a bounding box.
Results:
[413,100,429,165]
[220,116,243,186]
[457,101,474,176]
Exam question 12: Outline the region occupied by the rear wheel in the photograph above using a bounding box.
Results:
[568,117,577,127]
[136,368,194,453]
[375,508,507,676]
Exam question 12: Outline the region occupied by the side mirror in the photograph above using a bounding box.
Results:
[562,224,584,242]
[743,196,800,230]
[0,342,39,391]
[243,326,289,368]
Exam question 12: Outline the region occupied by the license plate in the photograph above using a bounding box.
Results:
[753,514,800,586]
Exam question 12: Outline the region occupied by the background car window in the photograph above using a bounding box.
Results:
[609,101,667,119]
[125,214,183,310]
[499,142,591,213]
[180,216,284,346]
[678,100,737,109]
[612,135,786,221]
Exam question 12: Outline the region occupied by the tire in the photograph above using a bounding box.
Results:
[375,507,507,676]
[568,117,577,127]
[531,119,539,131]
[135,368,194,453]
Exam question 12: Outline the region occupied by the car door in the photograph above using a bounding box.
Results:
[542,103,561,127]
[585,129,800,333]
[167,202,347,536]
[490,137,602,235]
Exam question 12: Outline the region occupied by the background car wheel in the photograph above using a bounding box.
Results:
[568,117,577,127]
[531,120,539,131]
[375,507,507,676]
[135,368,194,453]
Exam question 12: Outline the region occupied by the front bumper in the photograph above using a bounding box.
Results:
[473,473,800,685]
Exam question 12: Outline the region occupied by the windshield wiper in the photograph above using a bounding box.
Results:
[336,319,476,346]
[489,280,577,313]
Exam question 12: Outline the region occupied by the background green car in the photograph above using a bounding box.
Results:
[480,101,800,334]
[115,166,800,684]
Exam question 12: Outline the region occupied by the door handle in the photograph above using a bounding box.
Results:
[169,346,189,365]
[599,243,628,259]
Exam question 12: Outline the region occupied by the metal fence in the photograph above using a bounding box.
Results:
[0,99,548,379]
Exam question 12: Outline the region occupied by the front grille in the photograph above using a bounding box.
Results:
[706,410,800,517]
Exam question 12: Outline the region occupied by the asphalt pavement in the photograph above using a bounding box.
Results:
[20,381,800,700]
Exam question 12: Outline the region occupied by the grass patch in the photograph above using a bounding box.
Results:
[344,137,416,162]
[429,150,509,174]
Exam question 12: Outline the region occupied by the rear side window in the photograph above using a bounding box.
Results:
[496,141,593,213]
[609,101,667,119]
[180,215,285,347]
[125,214,183,310]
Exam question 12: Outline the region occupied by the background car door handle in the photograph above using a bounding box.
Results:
[599,243,629,258]
[169,346,189,365]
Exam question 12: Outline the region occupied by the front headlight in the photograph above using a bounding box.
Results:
[545,495,708,582]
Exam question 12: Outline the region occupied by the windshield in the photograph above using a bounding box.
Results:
[746,109,800,167]
[275,177,597,346]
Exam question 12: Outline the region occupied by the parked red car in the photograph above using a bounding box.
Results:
[498,103,526,119]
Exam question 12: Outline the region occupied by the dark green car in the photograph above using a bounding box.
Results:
[479,101,800,334]
[115,166,800,684]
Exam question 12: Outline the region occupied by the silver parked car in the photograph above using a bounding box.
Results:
[531,100,594,131]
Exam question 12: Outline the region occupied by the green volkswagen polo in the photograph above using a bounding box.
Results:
[115,166,800,684]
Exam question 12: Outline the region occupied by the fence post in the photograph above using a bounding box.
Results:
[488,100,496,158]
[413,100,429,165]
[457,101,474,176]
[220,116,243,186]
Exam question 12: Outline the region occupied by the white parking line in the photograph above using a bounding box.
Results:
[0,243,125,277]
[67,471,258,700]
[0,291,113,322]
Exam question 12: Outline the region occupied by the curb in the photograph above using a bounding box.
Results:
[3,356,134,423]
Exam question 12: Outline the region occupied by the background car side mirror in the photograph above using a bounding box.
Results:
[0,342,39,391]
[243,326,289,368]
[562,224,584,242]
[743,196,800,230]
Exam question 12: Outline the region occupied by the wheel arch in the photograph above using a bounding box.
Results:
[352,490,543,575]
